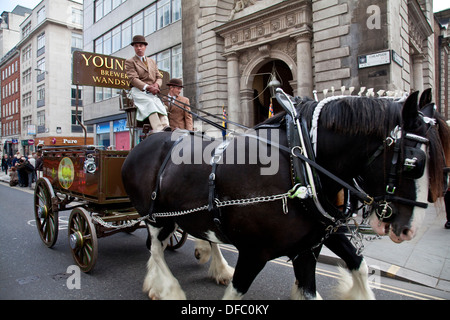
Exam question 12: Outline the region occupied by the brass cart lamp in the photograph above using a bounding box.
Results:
[119,90,138,148]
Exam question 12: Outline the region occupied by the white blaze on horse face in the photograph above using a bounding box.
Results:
[406,148,429,240]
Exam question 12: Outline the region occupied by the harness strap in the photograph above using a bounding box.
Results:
[374,195,428,209]
[148,133,189,221]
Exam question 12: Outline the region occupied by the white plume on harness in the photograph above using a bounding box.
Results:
[310,95,346,155]
[309,93,410,155]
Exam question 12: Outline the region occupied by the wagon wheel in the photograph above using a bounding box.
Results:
[34,178,59,248]
[68,207,98,273]
[167,228,188,250]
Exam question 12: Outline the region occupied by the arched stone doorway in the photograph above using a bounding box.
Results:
[252,59,293,124]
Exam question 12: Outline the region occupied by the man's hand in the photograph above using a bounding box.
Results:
[146,84,160,95]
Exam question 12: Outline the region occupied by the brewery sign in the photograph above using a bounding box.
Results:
[72,51,130,89]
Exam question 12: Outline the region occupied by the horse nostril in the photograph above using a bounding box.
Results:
[401,228,414,241]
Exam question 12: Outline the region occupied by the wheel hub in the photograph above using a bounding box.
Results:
[69,231,84,250]
[38,205,48,219]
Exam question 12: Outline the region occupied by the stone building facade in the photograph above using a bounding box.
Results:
[435,9,449,121]
[182,0,437,128]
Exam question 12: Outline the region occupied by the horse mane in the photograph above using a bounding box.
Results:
[428,110,450,201]
[298,96,403,138]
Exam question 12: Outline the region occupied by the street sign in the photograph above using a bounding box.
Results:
[358,50,391,69]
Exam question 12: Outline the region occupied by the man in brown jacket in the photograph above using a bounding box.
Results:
[165,79,193,131]
[125,35,170,132]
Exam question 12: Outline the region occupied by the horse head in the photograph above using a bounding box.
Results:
[363,90,449,243]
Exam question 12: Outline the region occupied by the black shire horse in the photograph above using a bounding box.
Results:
[122,90,449,300]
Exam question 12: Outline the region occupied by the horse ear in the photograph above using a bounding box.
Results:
[419,88,432,109]
[420,103,435,118]
[402,91,420,131]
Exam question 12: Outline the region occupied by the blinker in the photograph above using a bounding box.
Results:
[402,146,426,179]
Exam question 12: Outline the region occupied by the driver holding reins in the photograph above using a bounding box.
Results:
[125,35,171,132]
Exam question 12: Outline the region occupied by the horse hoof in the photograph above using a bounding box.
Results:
[149,293,159,300]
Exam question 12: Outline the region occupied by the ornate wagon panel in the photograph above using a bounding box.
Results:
[42,146,130,204]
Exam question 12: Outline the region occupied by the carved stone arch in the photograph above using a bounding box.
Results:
[240,49,297,91]
[238,47,297,126]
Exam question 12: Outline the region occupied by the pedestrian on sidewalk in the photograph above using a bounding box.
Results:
[35,150,43,179]
[1,155,8,175]
[28,153,36,185]
[9,167,18,187]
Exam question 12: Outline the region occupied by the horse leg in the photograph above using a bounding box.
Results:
[143,224,186,300]
[194,239,212,264]
[194,239,234,285]
[208,243,234,285]
[290,248,323,300]
[324,233,375,300]
[222,252,266,300]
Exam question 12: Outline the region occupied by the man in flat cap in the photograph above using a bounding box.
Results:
[125,35,170,132]
[165,78,193,131]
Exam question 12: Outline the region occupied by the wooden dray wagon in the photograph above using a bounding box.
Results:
[33,146,186,272]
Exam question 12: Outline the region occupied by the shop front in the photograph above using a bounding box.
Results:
[2,138,19,156]
[96,119,130,150]
[35,136,94,148]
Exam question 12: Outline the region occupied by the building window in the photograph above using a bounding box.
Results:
[112,26,121,52]
[173,0,181,22]
[37,111,45,133]
[121,19,132,49]
[72,110,82,124]
[171,44,182,79]
[103,31,112,55]
[157,49,171,73]
[72,110,83,132]
[153,45,183,79]
[71,85,82,105]
[37,32,45,57]
[95,0,127,22]
[132,11,144,37]
[23,92,32,108]
[144,4,157,36]
[158,0,171,29]
[95,0,103,22]
[37,85,45,107]
[22,68,32,85]
[22,22,31,38]
[23,115,32,130]
[72,33,83,49]
[37,6,46,25]
[72,8,83,25]
[22,44,32,62]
